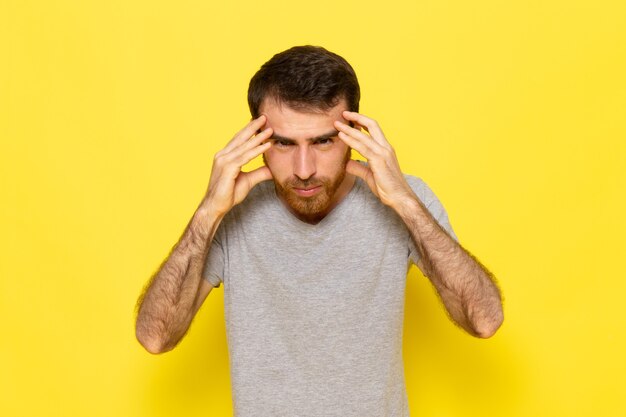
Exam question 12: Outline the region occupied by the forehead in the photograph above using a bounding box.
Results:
[259,99,348,139]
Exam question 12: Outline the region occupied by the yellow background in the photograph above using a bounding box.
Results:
[2,0,625,416]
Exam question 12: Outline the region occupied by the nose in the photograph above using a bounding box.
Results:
[293,145,316,180]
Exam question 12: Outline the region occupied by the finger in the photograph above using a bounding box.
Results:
[334,120,381,148]
[341,111,387,146]
[346,160,376,193]
[337,131,375,159]
[346,159,370,179]
[234,140,273,167]
[335,122,381,159]
[235,114,267,141]
[216,127,272,173]
[335,119,389,151]
[240,165,273,190]
[230,126,273,157]
[232,165,273,206]
[222,115,267,154]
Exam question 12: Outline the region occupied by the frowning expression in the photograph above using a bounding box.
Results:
[261,99,354,224]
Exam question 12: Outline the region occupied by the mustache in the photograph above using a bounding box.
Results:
[285,177,327,189]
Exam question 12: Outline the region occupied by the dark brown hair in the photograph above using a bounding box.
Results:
[248,45,360,118]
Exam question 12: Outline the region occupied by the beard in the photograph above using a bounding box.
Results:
[267,149,350,222]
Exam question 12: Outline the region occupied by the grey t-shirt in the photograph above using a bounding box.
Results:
[203,174,457,417]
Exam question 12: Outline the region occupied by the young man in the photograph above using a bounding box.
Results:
[135,45,503,416]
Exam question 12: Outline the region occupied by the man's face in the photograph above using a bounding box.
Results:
[260,98,353,223]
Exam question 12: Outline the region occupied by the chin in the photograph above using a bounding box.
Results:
[285,190,332,219]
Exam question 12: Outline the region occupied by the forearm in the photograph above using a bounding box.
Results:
[135,203,222,353]
[395,197,503,338]
[134,116,272,354]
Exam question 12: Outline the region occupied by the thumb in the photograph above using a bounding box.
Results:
[242,165,273,190]
[346,160,376,194]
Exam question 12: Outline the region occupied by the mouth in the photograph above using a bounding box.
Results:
[292,185,322,197]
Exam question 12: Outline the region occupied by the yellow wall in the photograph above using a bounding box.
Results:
[2,1,625,416]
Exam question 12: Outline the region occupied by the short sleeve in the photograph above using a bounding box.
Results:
[202,224,225,288]
[405,175,458,266]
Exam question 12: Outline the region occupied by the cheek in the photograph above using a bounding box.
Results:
[264,147,283,166]
[333,141,351,159]
[317,149,348,174]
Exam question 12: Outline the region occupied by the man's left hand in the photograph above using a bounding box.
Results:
[335,111,414,209]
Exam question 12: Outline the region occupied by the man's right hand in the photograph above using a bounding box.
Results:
[135,116,274,354]
[203,115,274,217]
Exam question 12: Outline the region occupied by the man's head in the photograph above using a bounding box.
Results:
[247,46,361,224]
[248,45,360,119]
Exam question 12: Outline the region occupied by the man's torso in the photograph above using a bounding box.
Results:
[204,175,456,417]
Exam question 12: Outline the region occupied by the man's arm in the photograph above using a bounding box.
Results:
[134,207,221,354]
[396,197,503,338]
[134,116,274,354]
[335,111,503,338]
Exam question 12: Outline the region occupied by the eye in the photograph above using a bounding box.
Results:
[274,139,293,147]
[314,138,334,146]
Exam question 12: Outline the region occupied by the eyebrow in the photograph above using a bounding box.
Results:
[270,129,340,144]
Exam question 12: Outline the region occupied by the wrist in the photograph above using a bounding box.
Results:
[392,194,439,234]
[192,202,225,239]
[390,192,423,217]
